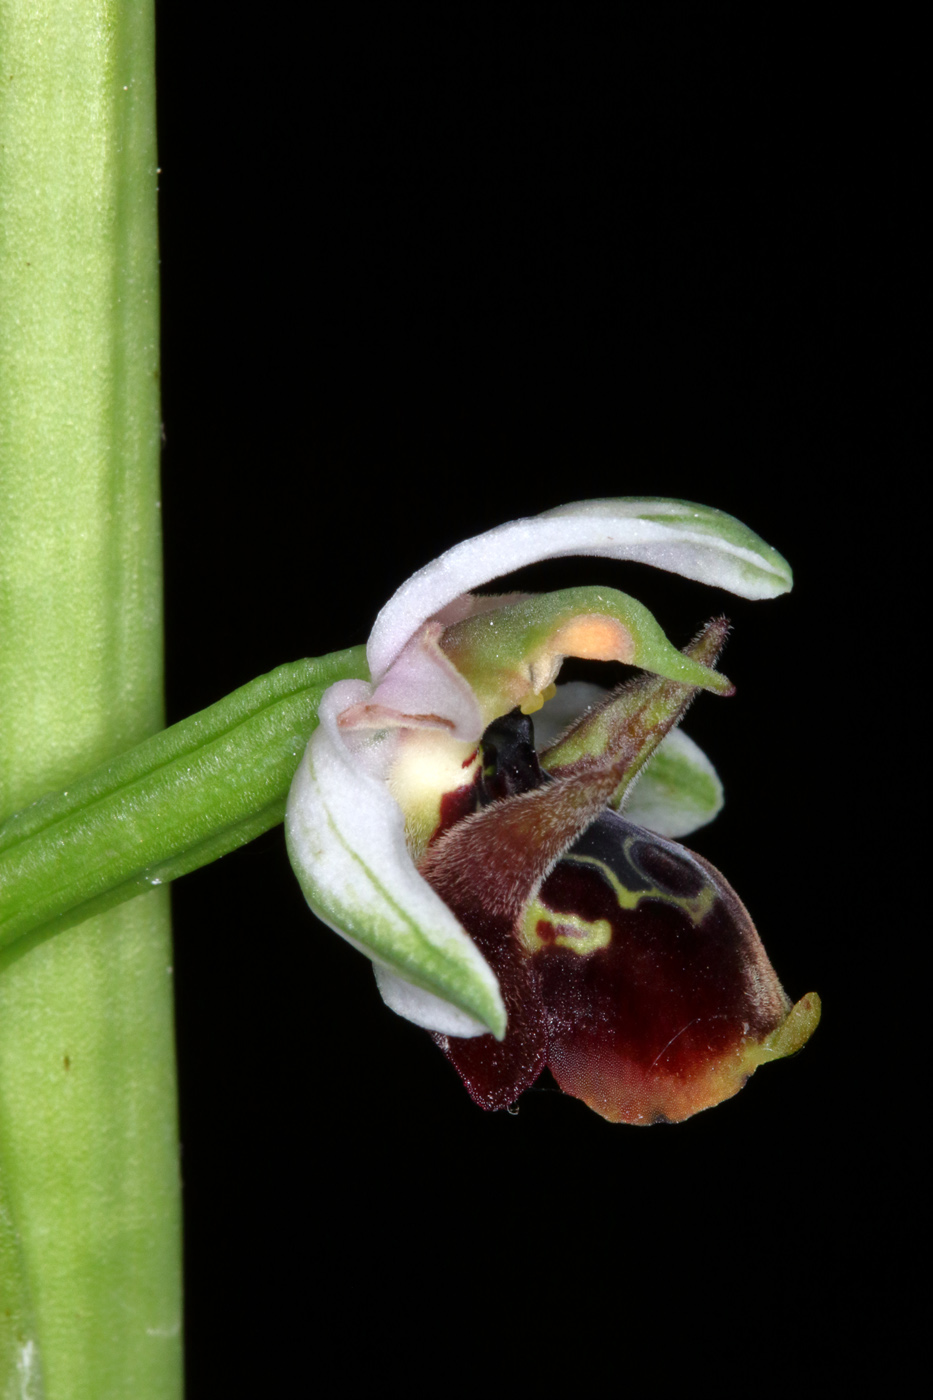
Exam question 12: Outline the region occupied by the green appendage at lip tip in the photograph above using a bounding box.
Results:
[762,992,822,1060]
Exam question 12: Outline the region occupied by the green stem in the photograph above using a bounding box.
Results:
[0,2,174,1394]
[0,648,369,952]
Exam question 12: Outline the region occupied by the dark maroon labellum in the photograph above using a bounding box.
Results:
[426,709,798,1124]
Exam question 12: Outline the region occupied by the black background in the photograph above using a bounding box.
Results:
[155,8,916,1392]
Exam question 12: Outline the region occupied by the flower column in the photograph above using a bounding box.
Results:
[0,2,181,1396]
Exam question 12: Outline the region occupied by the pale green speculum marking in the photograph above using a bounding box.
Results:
[518,840,718,958]
[570,845,718,925]
[520,898,613,955]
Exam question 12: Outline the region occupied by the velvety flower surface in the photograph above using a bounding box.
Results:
[286,499,819,1122]
[421,700,818,1123]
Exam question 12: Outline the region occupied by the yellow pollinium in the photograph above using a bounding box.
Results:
[520,682,557,716]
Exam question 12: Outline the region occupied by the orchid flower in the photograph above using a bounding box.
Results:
[286,499,819,1123]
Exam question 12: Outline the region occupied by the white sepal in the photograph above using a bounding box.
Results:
[368,497,792,679]
[372,964,491,1038]
[532,681,608,750]
[285,682,506,1038]
[622,727,724,838]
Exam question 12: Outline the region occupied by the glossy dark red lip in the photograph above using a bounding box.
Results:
[420,704,812,1124]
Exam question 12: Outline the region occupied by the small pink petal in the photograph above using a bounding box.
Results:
[340,621,484,741]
